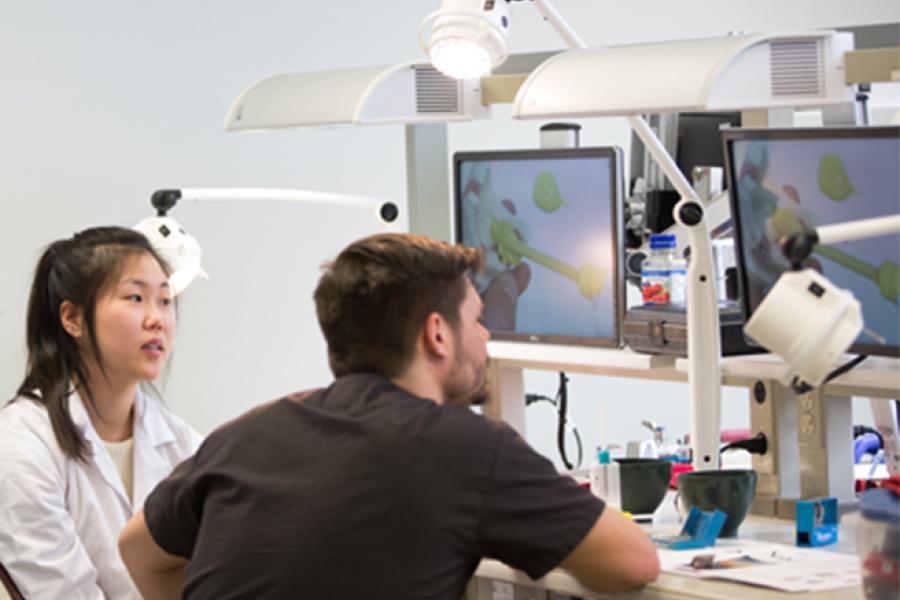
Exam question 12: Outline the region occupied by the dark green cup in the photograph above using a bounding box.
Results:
[616,458,673,515]
[677,469,757,537]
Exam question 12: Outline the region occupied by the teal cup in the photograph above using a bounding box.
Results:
[616,458,673,515]
[677,469,757,538]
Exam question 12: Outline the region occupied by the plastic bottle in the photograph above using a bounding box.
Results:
[605,451,621,510]
[590,448,621,509]
[641,234,686,307]
[589,447,606,497]
[654,426,681,462]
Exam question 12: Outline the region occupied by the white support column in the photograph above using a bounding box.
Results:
[870,397,900,476]
[405,123,453,241]
[483,362,527,438]
[798,389,854,506]
[750,379,801,517]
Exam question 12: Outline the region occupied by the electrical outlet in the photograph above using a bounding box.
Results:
[799,413,815,436]
[799,394,814,411]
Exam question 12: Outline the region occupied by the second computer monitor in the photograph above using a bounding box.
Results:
[724,126,900,357]
[455,147,624,347]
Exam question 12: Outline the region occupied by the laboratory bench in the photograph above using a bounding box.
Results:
[465,512,869,600]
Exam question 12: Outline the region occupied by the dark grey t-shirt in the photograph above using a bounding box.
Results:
[145,373,604,600]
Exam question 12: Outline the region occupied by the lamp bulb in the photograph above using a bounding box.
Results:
[430,38,492,80]
[419,0,510,80]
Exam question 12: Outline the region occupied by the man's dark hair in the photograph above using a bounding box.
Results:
[314,233,482,378]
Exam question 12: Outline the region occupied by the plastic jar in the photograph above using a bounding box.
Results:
[856,487,900,600]
[641,234,686,307]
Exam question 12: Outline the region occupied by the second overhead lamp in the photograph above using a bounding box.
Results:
[419,0,512,80]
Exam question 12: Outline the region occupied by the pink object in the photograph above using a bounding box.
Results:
[670,463,693,489]
[720,429,751,443]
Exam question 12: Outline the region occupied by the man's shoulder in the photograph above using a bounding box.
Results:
[197,395,296,455]
[216,396,294,433]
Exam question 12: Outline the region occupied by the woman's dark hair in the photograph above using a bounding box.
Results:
[13,226,170,461]
[314,233,482,379]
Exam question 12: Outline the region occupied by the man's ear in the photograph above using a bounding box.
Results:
[422,311,453,360]
[59,300,85,339]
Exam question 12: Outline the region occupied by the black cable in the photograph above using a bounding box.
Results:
[556,372,573,470]
[571,425,584,467]
[791,354,869,395]
[525,385,583,469]
[826,354,869,382]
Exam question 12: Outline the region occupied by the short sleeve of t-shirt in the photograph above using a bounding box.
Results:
[143,444,208,559]
[476,424,605,579]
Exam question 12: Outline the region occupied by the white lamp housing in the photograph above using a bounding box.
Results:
[419,0,511,80]
[513,31,855,118]
[744,269,862,390]
[133,215,208,296]
[225,62,488,131]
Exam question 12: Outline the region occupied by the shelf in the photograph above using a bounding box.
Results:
[674,354,900,399]
[487,341,683,381]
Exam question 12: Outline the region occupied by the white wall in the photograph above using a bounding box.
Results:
[2,2,898,462]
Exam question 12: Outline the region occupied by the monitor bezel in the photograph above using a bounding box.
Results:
[722,125,900,358]
[453,146,625,348]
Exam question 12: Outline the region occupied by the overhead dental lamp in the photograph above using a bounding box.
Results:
[418,0,511,80]
[134,188,400,295]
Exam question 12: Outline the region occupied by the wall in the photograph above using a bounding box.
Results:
[2,1,898,466]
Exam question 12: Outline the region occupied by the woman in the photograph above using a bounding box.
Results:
[0,226,201,599]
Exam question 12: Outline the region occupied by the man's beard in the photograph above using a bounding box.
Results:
[443,354,490,407]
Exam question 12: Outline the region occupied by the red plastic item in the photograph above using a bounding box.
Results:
[720,429,752,443]
[670,463,693,489]
[879,474,900,495]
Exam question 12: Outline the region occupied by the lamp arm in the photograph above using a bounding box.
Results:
[781,214,900,269]
[528,0,587,49]
[151,187,400,225]
[816,214,900,245]
[528,0,721,470]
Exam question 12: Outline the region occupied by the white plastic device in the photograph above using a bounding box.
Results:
[744,269,862,390]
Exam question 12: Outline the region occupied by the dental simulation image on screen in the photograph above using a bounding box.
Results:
[455,148,623,346]
[727,127,900,357]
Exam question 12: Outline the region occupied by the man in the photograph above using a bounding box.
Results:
[119,233,659,599]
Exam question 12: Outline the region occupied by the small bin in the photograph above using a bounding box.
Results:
[856,488,900,600]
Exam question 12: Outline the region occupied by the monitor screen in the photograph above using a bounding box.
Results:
[724,126,900,357]
[454,147,624,347]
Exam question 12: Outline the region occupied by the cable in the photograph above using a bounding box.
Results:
[525,377,583,469]
[791,354,869,395]
[556,372,573,470]
[720,432,768,455]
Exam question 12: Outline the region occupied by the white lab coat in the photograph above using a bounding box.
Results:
[0,388,201,599]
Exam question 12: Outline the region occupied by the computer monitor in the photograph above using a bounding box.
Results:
[454,147,624,347]
[724,126,900,358]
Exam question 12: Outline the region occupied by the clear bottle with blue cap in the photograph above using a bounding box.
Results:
[641,233,686,307]
[589,447,621,509]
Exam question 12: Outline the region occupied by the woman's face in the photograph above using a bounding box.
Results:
[89,252,176,385]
